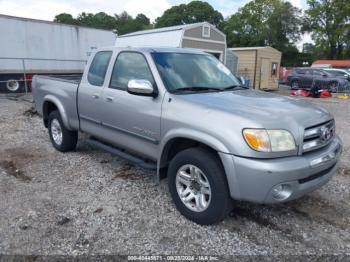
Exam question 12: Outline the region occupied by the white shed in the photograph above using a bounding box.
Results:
[115,22,228,63]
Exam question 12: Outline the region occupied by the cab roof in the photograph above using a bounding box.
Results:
[97,46,207,55]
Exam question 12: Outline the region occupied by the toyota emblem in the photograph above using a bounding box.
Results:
[320,126,332,141]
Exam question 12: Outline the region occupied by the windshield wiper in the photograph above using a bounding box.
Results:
[172,86,221,93]
[221,85,249,91]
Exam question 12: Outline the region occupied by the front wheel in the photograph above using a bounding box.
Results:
[48,110,78,152]
[328,81,339,93]
[168,148,232,225]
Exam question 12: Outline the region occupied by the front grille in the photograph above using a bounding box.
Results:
[302,120,335,153]
[298,163,336,184]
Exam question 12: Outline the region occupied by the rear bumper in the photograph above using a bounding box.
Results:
[219,136,342,204]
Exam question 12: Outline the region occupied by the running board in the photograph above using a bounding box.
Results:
[87,138,157,170]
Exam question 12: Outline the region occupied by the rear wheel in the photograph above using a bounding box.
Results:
[168,147,232,225]
[48,110,78,152]
[291,80,300,89]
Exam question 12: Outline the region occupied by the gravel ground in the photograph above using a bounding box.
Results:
[0,91,349,257]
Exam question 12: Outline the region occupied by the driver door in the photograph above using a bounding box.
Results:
[98,51,162,159]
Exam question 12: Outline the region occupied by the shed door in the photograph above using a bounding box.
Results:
[260,58,270,89]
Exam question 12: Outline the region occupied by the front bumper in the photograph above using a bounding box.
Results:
[219,136,342,204]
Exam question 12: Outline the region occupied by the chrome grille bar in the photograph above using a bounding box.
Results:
[303,120,335,153]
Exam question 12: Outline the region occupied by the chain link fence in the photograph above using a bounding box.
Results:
[0,57,86,94]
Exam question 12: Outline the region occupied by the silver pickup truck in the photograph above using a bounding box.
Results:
[32,47,342,225]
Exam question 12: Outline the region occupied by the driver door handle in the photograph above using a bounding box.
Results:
[92,94,99,99]
[105,96,114,102]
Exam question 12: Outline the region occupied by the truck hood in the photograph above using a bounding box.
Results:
[176,89,332,129]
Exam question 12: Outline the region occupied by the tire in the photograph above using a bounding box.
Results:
[6,80,20,92]
[48,110,78,152]
[290,80,300,90]
[328,81,339,93]
[168,147,232,225]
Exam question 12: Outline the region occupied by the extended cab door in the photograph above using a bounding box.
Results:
[77,51,113,136]
[98,51,162,160]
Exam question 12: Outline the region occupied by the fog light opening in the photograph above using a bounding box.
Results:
[272,184,292,201]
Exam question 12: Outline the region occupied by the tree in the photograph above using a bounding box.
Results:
[135,14,150,26]
[115,12,151,35]
[76,12,116,30]
[222,0,302,50]
[54,11,151,35]
[304,0,350,59]
[155,1,223,28]
[54,13,77,25]
[221,0,302,65]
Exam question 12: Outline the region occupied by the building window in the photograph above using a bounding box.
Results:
[202,25,210,38]
[271,62,278,76]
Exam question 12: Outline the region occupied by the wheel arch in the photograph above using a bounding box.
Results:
[43,95,71,130]
[157,129,230,180]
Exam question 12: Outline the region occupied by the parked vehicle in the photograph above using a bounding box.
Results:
[287,68,348,92]
[0,14,116,93]
[279,66,293,84]
[323,68,350,81]
[32,47,342,225]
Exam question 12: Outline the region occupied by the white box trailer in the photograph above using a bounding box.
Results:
[0,14,116,93]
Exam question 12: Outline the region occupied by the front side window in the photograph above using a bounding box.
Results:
[152,52,241,92]
[110,52,155,90]
[327,70,344,76]
[88,51,112,86]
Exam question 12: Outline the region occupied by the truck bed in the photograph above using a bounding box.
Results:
[36,74,83,84]
[32,74,81,130]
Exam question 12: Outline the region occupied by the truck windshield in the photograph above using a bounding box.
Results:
[152,52,242,93]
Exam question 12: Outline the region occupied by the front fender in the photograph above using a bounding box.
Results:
[43,95,72,130]
[156,128,239,198]
[157,128,230,174]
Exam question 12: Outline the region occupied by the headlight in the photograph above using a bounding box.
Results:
[243,129,296,152]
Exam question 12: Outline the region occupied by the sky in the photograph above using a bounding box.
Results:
[0,0,311,47]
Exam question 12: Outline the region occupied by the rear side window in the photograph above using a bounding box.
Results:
[313,70,323,76]
[110,52,155,90]
[88,51,112,86]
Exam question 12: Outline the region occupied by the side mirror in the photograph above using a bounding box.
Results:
[127,79,157,97]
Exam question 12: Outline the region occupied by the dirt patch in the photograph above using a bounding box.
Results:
[0,147,43,182]
[230,205,306,245]
[113,163,144,181]
[5,147,37,159]
[338,168,350,176]
[23,107,38,117]
[93,208,103,214]
[289,196,350,230]
[0,160,31,182]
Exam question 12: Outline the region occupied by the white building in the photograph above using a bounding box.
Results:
[115,22,229,64]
